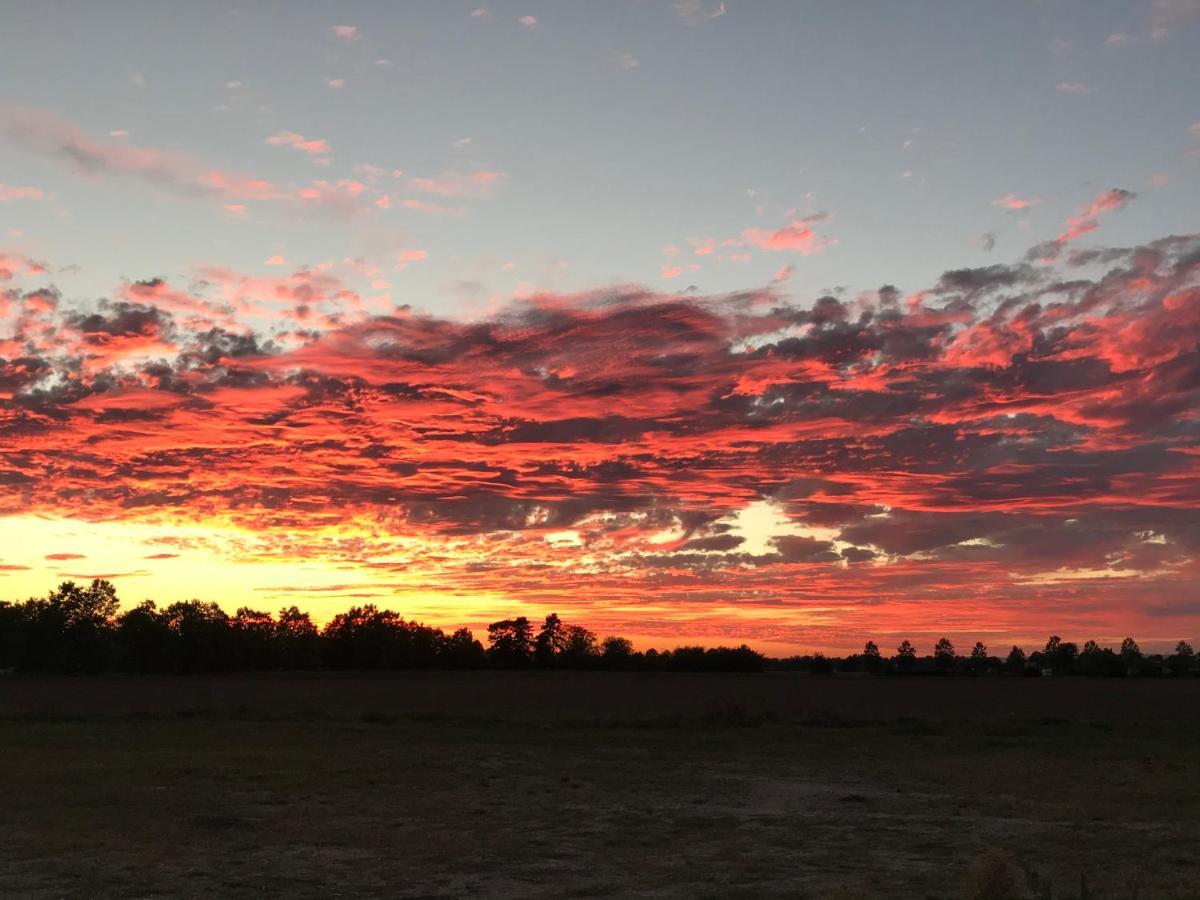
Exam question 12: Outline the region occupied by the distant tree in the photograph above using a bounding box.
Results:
[442,627,487,668]
[560,624,598,666]
[487,617,534,668]
[1168,640,1195,677]
[163,600,234,673]
[16,580,121,673]
[895,639,917,673]
[534,613,567,666]
[601,635,634,666]
[1120,637,1143,674]
[863,640,883,674]
[1005,645,1026,675]
[933,637,956,671]
[969,641,988,674]
[1038,635,1078,675]
[233,608,277,669]
[275,606,320,669]
[0,601,22,670]
[116,600,172,672]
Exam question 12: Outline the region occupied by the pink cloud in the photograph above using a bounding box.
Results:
[265,255,287,266]
[402,198,465,217]
[0,106,286,206]
[397,249,428,262]
[327,78,346,90]
[0,183,44,202]
[519,15,538,28]
[266,131,330,156]
[993,194,1039,211]
[740,217,835,255]
[1055,188,1135,244]
[661,265,684,279]
[409,171,505,198]
[332,25,359,40]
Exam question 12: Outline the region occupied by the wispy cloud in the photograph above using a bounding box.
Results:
[265,131,330,157]
[673,0,726,24]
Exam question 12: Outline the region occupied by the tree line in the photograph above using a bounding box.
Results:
[0,580,763,674]
[779,635,1197,678]
[0,580,1194,678]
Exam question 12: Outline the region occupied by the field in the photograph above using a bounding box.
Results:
[1,674,1198,899]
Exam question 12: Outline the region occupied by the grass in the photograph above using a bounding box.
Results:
[1,673,1198,898]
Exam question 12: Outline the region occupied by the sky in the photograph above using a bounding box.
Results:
[1,0,1199,655]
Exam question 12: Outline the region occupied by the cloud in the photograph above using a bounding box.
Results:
[674,0,726,24]
[5,229,1200,648]
[401,198,465,217]
[1055,188,1135,245]
[1056,82,1093,94]
[409,171,505,198]
[0,183,44,202]
[740,215,835,255]
[265,131,330,157]
[614,51,639,70]
[0,106,281,205]
[1151,0,1200,34]
[993,194,1039,211]
[518,15,538,28]
[332,25,359,40]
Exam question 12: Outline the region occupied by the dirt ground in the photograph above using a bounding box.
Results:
[1,673,1197,898]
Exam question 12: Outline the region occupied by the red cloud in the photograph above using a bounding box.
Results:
[3,232,1200,650]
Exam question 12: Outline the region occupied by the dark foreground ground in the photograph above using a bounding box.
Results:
[1,674,1198,899]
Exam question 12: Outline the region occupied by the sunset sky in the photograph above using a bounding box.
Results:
[2,0,1199,654]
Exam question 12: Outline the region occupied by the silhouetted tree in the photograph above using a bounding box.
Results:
[487,617,534,667]
[1168,641,1194,677]
[276,606,320,669]
[601,635,634,667]
[559,624,598,666]
[15,581,120,673]
[933,637,956,671]
[116,600,173,672]
[1005,645,1026,675]
[863,640,883,674]
[534,613,564,665]
[1120,637,1142,674]
[0,601,22,669]
[968,641,988,674]
[1037,635,1078,675]
[234,608,278,669]
[163,600,235,673]
[442,627,487,668]
[895,639,917,673]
